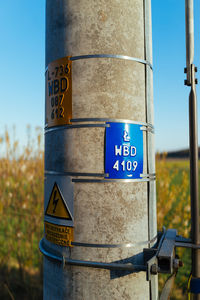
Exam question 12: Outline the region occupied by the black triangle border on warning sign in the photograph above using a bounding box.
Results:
[45,182,72,220]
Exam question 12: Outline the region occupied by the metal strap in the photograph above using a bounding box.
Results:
[45,171,107,177]
[140,173,156,179]
[71,235,157,248]
[45,170,156,180]
[45,123,109,134]
[72,177,156,183]
[45,119,154,133]
[71,118,154,129]
[140,126,154,133]
[70,54,153,69]
[45,54,153,73]
[40,233,156,251]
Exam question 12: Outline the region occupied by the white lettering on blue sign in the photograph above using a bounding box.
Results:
[105,122,143,179]
[114,145,136,157]
[123,130,130,142]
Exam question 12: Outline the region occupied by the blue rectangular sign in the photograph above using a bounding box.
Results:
[105,122,143,179]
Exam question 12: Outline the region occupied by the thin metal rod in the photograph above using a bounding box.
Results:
[175,242,200,249]
[65,259,147,272]
[189,65,200,293]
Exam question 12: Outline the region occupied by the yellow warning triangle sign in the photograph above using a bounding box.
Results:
[45,182,72,220]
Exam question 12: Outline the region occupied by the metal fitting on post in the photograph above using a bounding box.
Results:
[184,79,189,86]
[173,258,183,271]
[151,264,159,275]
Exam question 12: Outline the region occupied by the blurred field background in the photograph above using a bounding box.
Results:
[0,128,196,299]
[0,128,43,300]
[156,155,191,299]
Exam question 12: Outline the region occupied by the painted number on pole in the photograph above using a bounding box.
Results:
[45,56,72,127]
[105,123,143,179]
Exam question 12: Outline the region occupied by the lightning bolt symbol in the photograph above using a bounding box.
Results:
[52,190,59,213]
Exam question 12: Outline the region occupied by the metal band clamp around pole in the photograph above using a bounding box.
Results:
[45,170,108,177]
[71,118,154,128]
[72,177,156,183]
[39,238,147,272]
[70,54,153,70]
[45,123,109,134]
[44,170,156,180]
[71,234,157,248]
[45,118,154,134]
[45,119,155,182]
[45,54,153,73]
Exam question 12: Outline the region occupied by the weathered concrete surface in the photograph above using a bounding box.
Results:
[44,0,157,299]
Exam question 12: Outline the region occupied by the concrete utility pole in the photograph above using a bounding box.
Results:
[43,0,157,299]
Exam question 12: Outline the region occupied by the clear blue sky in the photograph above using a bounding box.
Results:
[0,0,200,152]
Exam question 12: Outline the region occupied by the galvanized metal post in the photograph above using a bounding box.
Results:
[189,65,200,300]
[185,1,200,299]
[43,1,157,299]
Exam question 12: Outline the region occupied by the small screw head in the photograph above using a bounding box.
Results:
[184,79,188,85]
[195,67,198,72]
[184,67,187,73]
[173,258,183,270]
[195,78,198,84]
[173,259,180,270]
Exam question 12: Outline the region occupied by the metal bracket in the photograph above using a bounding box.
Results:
[39,238,146,272]
[157,229,177,274]
[40,227,200,300]
[184,65,198,86]
[40,228,197,279]
[144,228,184,281]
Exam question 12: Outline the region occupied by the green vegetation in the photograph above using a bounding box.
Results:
[0,131,196,299]
[0,128,43,299]
[156,155,194,299]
